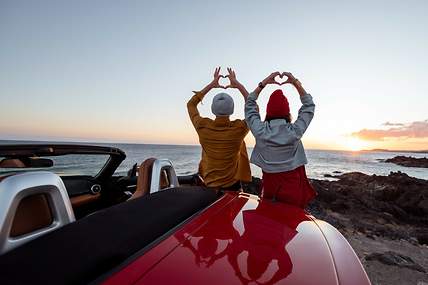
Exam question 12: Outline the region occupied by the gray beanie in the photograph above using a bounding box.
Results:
[211,93,234,116]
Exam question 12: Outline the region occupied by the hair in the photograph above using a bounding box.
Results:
[266,113,293,123]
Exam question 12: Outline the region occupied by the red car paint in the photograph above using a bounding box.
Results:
[103,192,371,285]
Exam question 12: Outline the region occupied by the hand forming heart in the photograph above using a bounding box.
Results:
[274,72,295,85]
[217,75,231,89]
[211,67,244,89]
[211,67,232,89]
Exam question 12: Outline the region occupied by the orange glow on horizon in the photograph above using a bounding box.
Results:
[342,137,369,152]
[2,125,427,152]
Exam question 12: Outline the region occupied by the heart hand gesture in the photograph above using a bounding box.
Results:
[225,68,241,89]
[281,72,297,85]
[261,71,281,86]
[261,71,298,87]
[209,67,226,89]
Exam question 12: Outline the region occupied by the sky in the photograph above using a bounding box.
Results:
[1,0,427,151]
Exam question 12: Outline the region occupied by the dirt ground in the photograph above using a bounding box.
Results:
[345,231,428,285]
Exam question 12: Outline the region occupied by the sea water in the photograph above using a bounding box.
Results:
[0,141,427,180]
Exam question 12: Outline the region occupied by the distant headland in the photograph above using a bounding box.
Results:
[366,148,428,154]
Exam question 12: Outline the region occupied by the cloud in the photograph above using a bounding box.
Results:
[382,121,405,127]
[352,119,428,141]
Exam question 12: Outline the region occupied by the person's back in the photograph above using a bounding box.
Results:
[187,68,251,188]
[245,71,316,208]
[248,90,313,173]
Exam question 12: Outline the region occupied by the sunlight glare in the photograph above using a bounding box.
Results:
[345,137,369,152]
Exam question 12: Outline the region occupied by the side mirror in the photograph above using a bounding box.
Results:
[0,157,54,168]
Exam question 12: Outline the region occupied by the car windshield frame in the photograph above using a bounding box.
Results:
[0,144,126,180]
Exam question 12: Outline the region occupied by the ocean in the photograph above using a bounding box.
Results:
[0,141,427,180]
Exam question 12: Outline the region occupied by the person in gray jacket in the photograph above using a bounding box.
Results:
[245,71,316,207]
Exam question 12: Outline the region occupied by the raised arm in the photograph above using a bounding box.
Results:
[283,72,309,97]
[252,71,281,98]
[283,72,315,139]
[187,67,225,128]
[225,68,250,101]
[244,72,281,137]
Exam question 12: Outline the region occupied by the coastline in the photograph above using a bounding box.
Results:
[383,156,428,168]
[2,140,428,181]
[1,140,427,283]
[307,171,428,285]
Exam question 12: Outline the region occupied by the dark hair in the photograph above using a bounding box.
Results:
[265,113,292,123]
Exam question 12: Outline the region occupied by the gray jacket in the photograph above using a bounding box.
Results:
[245,92,315,173]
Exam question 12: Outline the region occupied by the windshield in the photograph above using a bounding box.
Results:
[0,154,110,177]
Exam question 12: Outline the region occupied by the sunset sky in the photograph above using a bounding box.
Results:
[1,0,427,151]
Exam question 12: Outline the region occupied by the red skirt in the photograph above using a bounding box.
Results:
[262,165,316,208]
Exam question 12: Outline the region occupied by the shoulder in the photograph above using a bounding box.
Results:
[200,117,213,124]
[194,117,213,128]
[232,119,249,129]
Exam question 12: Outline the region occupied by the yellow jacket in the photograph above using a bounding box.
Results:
[187,92,252,187]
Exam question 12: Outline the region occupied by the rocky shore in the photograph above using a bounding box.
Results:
[384,155,428,168]
[307,171,428,285]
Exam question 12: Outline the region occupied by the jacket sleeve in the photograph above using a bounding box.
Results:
[236,119,250,137]
[245,92,264,138]
[186,92,204,129]
[291,94,315,139]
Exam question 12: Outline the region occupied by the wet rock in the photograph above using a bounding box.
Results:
[330,200,349,211]
[415,229,428,246]
[384,156,428,168]
[418,199,428,215]
[306,171,428,243]
[242,176,262,196]
[365,251,426,273]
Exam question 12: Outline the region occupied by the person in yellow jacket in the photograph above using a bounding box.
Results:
[187,67,251,189]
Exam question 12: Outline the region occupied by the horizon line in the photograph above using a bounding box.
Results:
[1,138,427,154]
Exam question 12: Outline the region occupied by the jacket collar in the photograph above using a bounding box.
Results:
[214,116,231,126]
[268,119,288,126]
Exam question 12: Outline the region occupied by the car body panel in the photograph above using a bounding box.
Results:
[101,191,237,285]
[103,192,370,285]
[313,220,371,285]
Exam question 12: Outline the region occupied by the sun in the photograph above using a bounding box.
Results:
[344,137,368,152]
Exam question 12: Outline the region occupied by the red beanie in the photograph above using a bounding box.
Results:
[265,89,290,120]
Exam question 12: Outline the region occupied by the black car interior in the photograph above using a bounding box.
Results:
[0,187,220,285]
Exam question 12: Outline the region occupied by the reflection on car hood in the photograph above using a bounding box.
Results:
[104,192,341,285]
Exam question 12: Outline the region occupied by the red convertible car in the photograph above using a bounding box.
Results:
[0,144,371,285]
